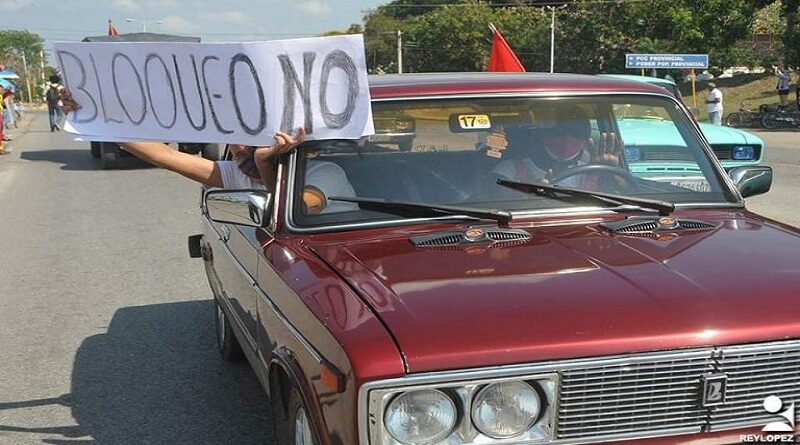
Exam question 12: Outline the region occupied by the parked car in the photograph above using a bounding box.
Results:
[193,73,796,445]
[81,32,221,169]
[602,75,765,169]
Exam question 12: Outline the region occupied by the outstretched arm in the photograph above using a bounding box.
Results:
[61,90,223,188]
[119,142,222,188]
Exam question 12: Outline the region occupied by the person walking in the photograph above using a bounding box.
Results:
[774,65,791,108]
[44,75,65,132]
[705,82,723,125]
[0,86,7,155]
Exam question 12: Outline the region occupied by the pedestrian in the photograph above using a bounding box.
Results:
[0,86,7,155]
[2,84,15,130]
[773,65,791,108]
[705,82,723,126]
[44,75,65,132]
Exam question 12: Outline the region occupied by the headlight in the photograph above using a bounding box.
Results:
[384,389,456,445]
[732,145,756,160]
[471,381,541,439]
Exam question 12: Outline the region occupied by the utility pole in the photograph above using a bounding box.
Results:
[21,52,33,103]
[547,4,568,74]
[548,6,555,73]
[397,30,403,74]
[40,50,46,84]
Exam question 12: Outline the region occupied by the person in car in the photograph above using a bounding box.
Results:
[491,104,621,189]
[60,91,356,215]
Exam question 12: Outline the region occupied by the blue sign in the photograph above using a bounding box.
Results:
[625,54,708,69]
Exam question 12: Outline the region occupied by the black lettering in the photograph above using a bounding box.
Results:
[319,50,358,129]
[111,53,147,124]
[144,54,177,129]
[229,53,267,136]
[201,55,232,134]
[279,52,315,133]
[56,50,98,124]
[89,54,122,124]
[173,55,207,130]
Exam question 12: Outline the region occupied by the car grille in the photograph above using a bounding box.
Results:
[712,146,733,160]
[710,342,800,430]
[639,147,694,162]
[710,144,762,161]
[555,340,800,441]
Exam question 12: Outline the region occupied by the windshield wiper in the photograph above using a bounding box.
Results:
[497,179,675,216]
[328,196,513,225]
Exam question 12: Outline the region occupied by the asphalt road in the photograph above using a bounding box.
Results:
[0,109,273,445]
[0,110,797,445]
[743,129,800,228]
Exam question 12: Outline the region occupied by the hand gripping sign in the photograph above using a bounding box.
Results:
[53,35,375,144]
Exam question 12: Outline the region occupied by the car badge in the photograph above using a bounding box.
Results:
[701,374,728,407]
[658,217,678,229]
[464,228,486,241]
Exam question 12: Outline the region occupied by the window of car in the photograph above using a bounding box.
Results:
[289,95,737,228]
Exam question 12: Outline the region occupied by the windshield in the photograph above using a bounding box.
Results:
[291,95,736,227]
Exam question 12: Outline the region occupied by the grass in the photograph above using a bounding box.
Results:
[677,73,795,121]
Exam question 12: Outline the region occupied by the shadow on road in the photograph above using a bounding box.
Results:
[20,149,154,171]
[0,300,273,444]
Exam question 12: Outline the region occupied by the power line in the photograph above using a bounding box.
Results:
[2,26,316,39]
[377,0,648,7]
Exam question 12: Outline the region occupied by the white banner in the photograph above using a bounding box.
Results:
[54,35,374,144]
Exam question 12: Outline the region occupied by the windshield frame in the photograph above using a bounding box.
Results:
[284,92,744,234]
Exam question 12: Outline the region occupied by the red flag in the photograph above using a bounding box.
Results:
[108,19,119,36]
[487,25,525,72]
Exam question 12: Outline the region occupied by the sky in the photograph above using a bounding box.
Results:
[3,0,386,54]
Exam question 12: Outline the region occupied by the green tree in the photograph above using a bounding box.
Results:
[344,0,783,73]
[363,10,404,73]
[0,30,46,101]
[779,0,800,66]
[320,24,364,37]
[553,0,765,73]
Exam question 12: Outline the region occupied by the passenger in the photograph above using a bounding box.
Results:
[60,90,357,214]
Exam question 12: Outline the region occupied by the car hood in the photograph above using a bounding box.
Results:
[308,212,800,373]
[697,122,763,146]
[618,119,763,147]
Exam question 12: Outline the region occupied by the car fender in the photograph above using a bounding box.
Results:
[269,347,327,445]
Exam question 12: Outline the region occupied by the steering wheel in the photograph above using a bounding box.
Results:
[550,164,640,192]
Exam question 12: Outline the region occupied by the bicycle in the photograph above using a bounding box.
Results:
[725,103,769,128]
[761,107,800,129]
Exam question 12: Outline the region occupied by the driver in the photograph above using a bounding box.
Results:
[491,103,621,189]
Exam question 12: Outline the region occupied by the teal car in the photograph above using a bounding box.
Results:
[601,74,764,170]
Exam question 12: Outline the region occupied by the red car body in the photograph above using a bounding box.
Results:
[198,74,798,445]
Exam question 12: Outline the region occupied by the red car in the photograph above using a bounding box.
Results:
[193,73,797,445]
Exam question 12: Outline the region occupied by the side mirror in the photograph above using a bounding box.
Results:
[204,190,272,227]
[728,166,773,198]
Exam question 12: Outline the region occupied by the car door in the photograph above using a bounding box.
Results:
[204,148,261,353]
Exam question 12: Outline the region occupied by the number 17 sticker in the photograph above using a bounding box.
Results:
[458,114,491,130]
